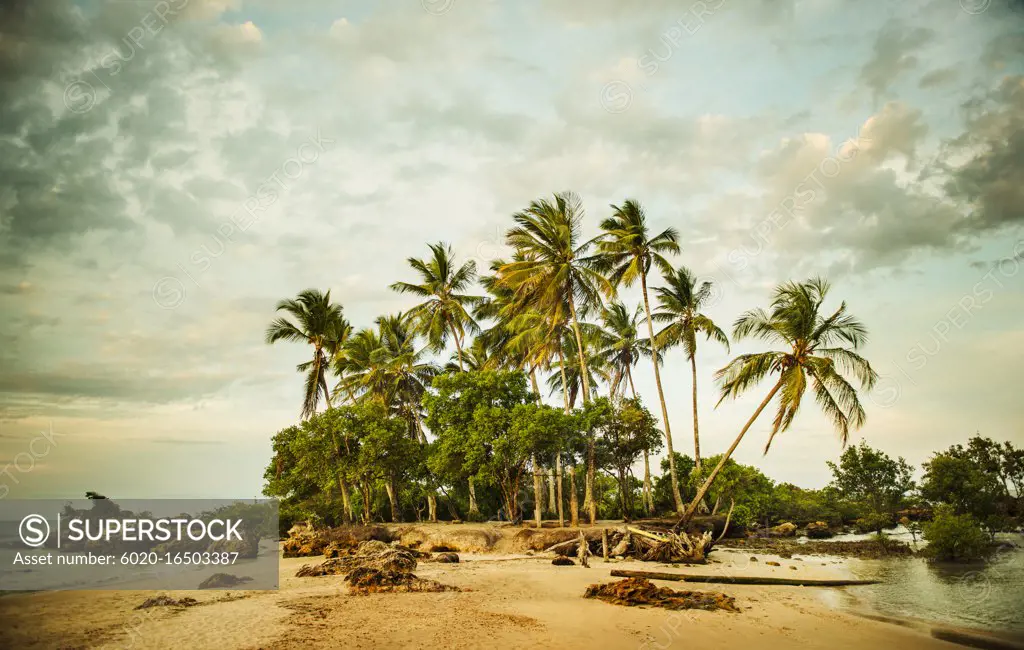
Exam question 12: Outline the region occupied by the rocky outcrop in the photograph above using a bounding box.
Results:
[769,522,797,537]
[804,522,834,539]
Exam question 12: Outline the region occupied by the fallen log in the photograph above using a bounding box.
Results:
[610,569,881,587]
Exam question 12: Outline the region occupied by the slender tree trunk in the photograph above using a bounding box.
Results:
[569,465,579,526]
[385,475,400,523]
[532,454,543,528]
[640,271,683,515]
[618,468,631,523]
[468,477,479,515]
[627,368,654,515]
[412,409,438,523]
[690,353,702,471]
[427,495,437,522]
[361,481,372,524]
[677,378,784,527]
[566,291,592,403]
[449,320,465,372]
[339,474,353,524]
[587,444,597,524]
[547,468,557,514]
[556,455,565,526]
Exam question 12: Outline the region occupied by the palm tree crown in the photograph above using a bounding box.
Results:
[596,199,680,285]
[653,267,729,362]
[265,289,349,420]
[718,277,877,452]
[390,242,480,371]
[593,301,653,398]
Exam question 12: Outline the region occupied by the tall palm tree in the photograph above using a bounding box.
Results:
[498,192,613,524]
[596,199,684,513]
[593,301,658,514]
[676,278,877,526]
[653,266,730,473]
[390,242,481,371]
[497,192,612,404]
[266,289,350,420]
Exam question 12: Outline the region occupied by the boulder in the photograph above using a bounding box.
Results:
[769,522,798,537]
[805,522,834,539]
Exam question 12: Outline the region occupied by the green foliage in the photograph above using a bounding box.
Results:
[921,437,1011,526]
[923,505,990,562]
[827,441,914,520]
[593,397,664,520]
[424,370,567,518]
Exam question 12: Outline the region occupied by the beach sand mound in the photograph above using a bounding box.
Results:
[399,526,502,553]
[510,528,605,553]
[197,573,253,589]
[296,540,419,577]
[583,578,740,613]
[345,567,460,594]
[282,524,396,558]
[135,596,199,609]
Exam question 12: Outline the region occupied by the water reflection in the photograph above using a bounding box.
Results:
[825,530,1024,633]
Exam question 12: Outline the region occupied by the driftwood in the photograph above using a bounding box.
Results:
[610,532,631,557]
[627,526,713,563]
[577,532,590,568]
[602,529,609,560]
[610,569,881,587]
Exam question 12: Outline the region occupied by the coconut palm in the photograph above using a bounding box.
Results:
[266,289,350,420]
[653,266,730,473]
[676,278,877,526]
[390,242,481,371]
[593,301,658,513]
[596,199,685,513]
[497,192,612,404]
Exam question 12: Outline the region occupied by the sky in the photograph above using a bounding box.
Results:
[0,0,1022,499]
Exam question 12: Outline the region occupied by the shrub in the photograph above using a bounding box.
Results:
[923,506,989,562]
[729,504,752,529]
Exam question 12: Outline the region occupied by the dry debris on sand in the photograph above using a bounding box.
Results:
[295,539,460,595]
[282,524,396,558]
[135,596,199,609]
[583,578,740,612]
[345,567,460,594]
[197,573,253,589]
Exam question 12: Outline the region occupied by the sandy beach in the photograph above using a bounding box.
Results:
[1,523,1006,650]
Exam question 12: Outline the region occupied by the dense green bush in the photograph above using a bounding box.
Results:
[923,506,990,562]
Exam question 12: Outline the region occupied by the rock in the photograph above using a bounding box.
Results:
[207,534,259,559]
[197,573,253,589]
[433,552,460,563]
[552,557,575,566]
[789,566,797,570]
[805,522,834,539]
[749,557,758,562]
[765,561,781,567]
[769,522,798,537]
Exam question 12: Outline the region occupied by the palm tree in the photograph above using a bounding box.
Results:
[676,278,877,526]
[653,266,730,473]
[497,192,613,524]
[266,289,350,420]
[596,199,684,513]
[390,242,481,371]
[593,301,657,513]
[497,192,612,404]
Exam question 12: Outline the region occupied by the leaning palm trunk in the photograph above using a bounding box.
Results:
[676,378,784,529]
[640,272,684,514]
[532,455,543,528]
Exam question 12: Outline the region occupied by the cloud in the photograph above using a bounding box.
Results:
[858,20,934,103]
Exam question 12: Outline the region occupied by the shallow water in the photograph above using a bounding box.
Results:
[818,529,1024,633]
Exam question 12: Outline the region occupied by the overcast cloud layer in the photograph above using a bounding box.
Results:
[1,0,1022,498]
